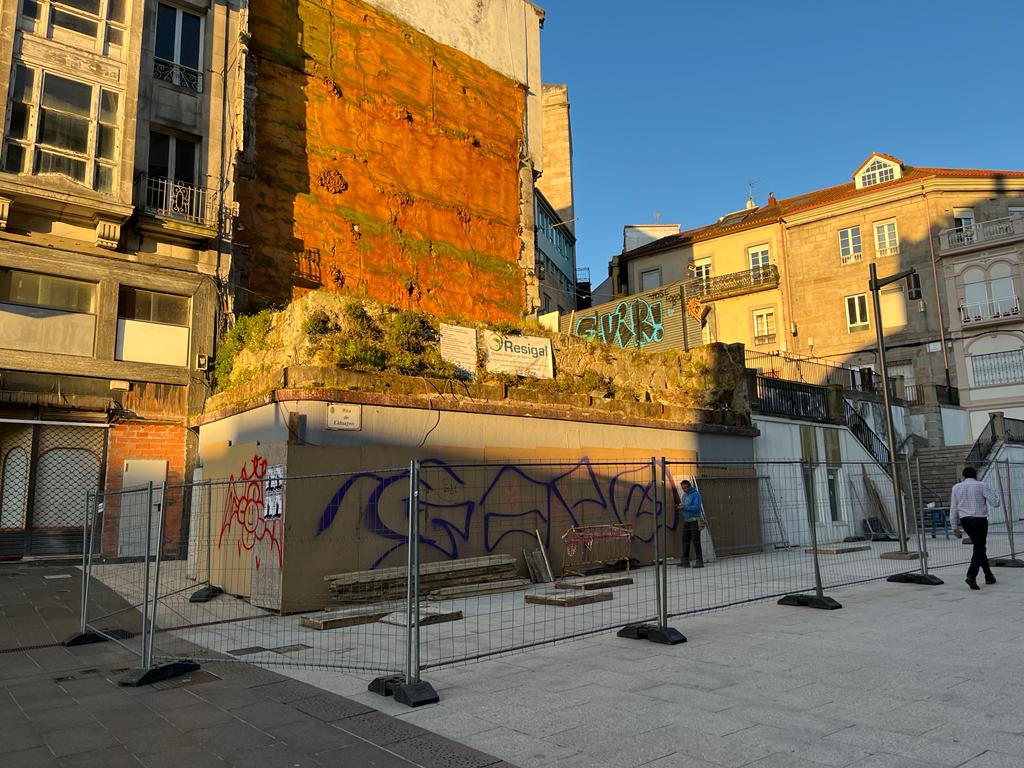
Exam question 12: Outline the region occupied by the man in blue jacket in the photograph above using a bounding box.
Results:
[678,479,704,568]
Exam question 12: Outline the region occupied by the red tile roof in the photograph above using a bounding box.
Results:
[619,162,1024,261]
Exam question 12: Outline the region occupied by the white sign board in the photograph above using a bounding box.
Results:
[326,403,362,431]
[264,464,284,520]
[483,331,554,379]
[439,323,478,378]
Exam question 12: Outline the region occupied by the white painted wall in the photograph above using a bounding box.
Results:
[753,416,898,547]
[0,303,95,357]
[940,406,971,446]
[115,319,189,366]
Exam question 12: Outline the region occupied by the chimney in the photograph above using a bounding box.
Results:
[767,192,777,207]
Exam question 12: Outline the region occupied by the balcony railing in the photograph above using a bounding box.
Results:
[140,174,219,228]
[745,349,885,393]
[971,348,1024,387]
[876,244,900,258]
[753,376,829,422]
[939,214,1024,252]
[153,58,203,93]
[840,252,863,265]
[903,383,961,407]
[753,333,777,346]
[683,264,779,302]
[958,296,1020,326]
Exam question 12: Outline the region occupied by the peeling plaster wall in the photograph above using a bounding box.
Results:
[239,0,534,320]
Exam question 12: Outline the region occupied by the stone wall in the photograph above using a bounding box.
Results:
[239,0,529,320]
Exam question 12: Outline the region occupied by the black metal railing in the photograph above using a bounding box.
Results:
[903,383,960,407]
[842,401,890,469]
[683,264,779,302]
[138,174,220,228]
[964,418,997,471]
[1006,417,1024,443]
[745,350,883,393]
[753,376,829,422]
[971,349,1024,387]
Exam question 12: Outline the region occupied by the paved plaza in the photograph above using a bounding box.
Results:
[5,549,1024,768]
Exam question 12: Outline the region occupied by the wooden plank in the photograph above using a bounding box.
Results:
[525,591,613,607]
[554,576,634,590]
[300,606,391,630]
[523,550,541,582]
[804,546,872,555]
[324,555,516,584]
[427,579,531,600]
[378,608,464,627]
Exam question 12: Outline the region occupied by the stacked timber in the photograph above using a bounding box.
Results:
[324,555,529,603]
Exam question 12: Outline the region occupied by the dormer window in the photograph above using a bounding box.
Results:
[854,154,903,190]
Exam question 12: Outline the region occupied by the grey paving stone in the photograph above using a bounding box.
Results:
[27,704,97,732]
[232,699,310,729]
[58,745,147,768]
[114,720,194,756]
[387,733,505,768]
[268,717,360,755]
[139,746,230,768]
[334,710,433,746]
[250,679,320,704]
[226,743,321,768]
[1,723,45,754]
[959,751,1024,768]
[292,692,374,722]
[137,687,200,712]
[5,746,60,768]
[311,740,418,767]
[42,724,118,757]
[157,700,236,732]
[190,721,278,757]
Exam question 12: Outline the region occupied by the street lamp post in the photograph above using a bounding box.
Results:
[868,263,917,560]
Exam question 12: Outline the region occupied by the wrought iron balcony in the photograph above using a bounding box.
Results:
[939,214,1024,252]
[153,58,203,93]
[958,296,1020,327]
[683,264,779,301]
[971,348,1024,387]
[139,174,219,229]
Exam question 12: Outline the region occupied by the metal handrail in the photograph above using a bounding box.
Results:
[842,401,890,470]
[940,214,1024,250]
[964,418,997,471]
[139,174,219,228]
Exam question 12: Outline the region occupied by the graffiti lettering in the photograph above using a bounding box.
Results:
[219,454,283,570]
[574,298,664,348]
[316,458,681,569]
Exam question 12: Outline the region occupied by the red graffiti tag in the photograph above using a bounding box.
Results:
[219,454,283,570]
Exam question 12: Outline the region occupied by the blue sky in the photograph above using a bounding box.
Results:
[539,0,1024,283]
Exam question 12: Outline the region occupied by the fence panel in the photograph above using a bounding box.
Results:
[140,468,412,675]
[414,459,663,669]
[81,485,157,658]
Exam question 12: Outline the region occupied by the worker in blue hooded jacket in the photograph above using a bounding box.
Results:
[677,479,704,568]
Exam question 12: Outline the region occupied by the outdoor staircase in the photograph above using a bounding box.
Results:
[911,445,970,507]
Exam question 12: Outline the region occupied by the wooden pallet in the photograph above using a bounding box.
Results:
[325,555,519,602]
[554,576,634,590]
[525,591,613,607]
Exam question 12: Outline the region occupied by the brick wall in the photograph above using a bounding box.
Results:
[102,423,188,556]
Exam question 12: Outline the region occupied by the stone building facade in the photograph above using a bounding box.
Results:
[0,0,246,557]
[236,0,546,322]
[608,154,1024,442]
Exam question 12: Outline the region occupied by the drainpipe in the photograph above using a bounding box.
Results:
[922,186,952,390]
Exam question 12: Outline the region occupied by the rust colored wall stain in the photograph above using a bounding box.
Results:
[239,0,527,321]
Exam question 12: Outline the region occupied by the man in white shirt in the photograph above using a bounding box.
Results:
[950,466,1001,590]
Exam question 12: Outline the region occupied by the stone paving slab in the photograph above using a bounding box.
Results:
[0,564,515,768]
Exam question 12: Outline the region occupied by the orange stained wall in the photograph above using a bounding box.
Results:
[240,0,528,321]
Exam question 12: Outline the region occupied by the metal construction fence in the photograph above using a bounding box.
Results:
[76,458,1024,700]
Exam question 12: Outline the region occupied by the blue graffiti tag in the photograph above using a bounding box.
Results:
[574,298,664,348]
[315,458,680,569]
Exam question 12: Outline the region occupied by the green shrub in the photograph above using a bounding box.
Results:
[301,308,334,335]
[213,309,276,390]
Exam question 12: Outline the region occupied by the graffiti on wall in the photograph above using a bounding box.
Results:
[574,298,664,348]
[315,458,682,569]
[219,454,283,570]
